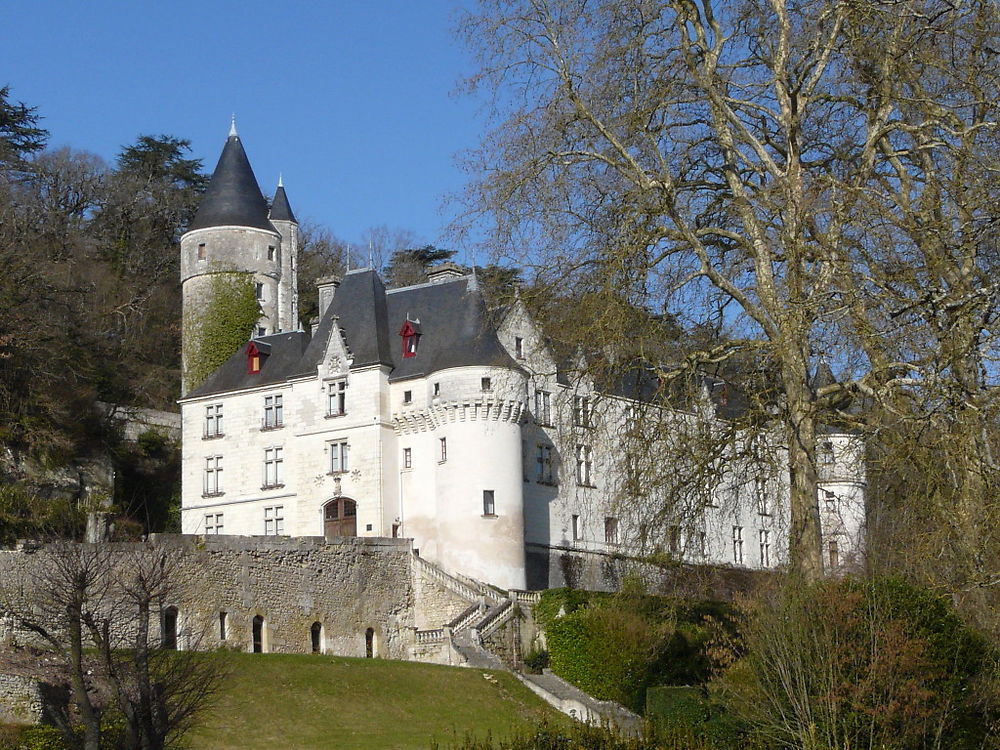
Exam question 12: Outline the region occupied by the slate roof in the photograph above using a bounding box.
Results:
[188,134,275,233]
[181,270,520,400]
[185,330,311,398]
[269,184,297,224]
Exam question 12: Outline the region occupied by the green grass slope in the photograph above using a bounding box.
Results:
[187,653,563,750]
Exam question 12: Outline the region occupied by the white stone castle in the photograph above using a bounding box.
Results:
[178,126,867,591]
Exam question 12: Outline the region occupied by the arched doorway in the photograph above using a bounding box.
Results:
[324,497,357,537]
[162,606,178,650]
[252,615,265,653]
[310,622,323,654]
[365,627,375,658]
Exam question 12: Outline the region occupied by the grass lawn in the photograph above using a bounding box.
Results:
[186,652,564,750]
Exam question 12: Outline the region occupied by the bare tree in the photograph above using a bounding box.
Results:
[3,543,113,749]
[458,0,1000,580]
[2,542,224,749]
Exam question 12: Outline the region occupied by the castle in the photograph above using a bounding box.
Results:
[177,126,867,592]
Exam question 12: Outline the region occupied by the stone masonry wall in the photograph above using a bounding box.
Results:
[0,673,47,724]
[0,535,445,661]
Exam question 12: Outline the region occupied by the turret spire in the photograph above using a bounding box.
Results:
[269,176,297,224]
[229,114,238,138]
[188,126,272,232]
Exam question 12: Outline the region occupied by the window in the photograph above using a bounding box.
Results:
[327,379,347,417]
[828,540,839,569]
[515,336,524,359]
[698,531,707,557]
[219,611,228,641]
[575,444,593,486]
[203,456,222,496]
[256,326,266,338]
[668,525,682,555]
[264,505,284,536]
[263,447,284,488]
[481,376,492,392]
[759,529,771,566]
[536,444,554,484]
[204,404,223,438]
[572,514,581,541]
[255,282,264,300]
[329,441,349,474]
[482,490,495,516]
[819,440,835,466]
[439,437,447,462]
[604,516,619,544]
[534,390,552,425]
[247,341,265,373]
[262,394,283,429]
[403,390,412,405]
[824,489,837,506]
[755,477,769,515]
[197,243,206,260]
[267,245,275,261]
[399,320,420,358]
[732,526,744,565]
[403,447,412,469]
[204,513,223,534]
[433,382,440,397]
[573,396,592,427]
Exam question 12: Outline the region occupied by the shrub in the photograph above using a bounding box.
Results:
[442,720,718,749]
[535,589,739,713]
[721,576,997,750]
[522,647,549,673]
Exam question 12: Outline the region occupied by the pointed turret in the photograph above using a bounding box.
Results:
[269,176,297,224]
[189,122,273,232]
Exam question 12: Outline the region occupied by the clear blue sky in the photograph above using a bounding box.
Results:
[5,0,486,260]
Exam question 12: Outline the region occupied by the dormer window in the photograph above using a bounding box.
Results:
[399,318,421,358]
[246,341,270,374]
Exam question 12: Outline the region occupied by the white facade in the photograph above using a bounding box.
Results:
[180,272,866,590]
[178,134,866,591]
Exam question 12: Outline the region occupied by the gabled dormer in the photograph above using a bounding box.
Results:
[399,317,422,359]
[247,340,271,374]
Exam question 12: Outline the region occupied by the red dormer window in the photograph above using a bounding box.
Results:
[247,341,265,374]
[399,319,421,359]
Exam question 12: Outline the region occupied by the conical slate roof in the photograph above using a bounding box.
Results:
[189,128,274,232]
[269,183,297,223]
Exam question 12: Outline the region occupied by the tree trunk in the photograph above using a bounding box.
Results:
[68,607,101,750]
[783,359,824,580]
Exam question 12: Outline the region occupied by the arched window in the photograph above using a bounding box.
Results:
[162,606,178,650]
[252,615,265,653]
[365,627,375,659]
[311,622,323,654]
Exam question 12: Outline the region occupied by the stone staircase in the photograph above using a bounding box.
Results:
[410,554,641,731]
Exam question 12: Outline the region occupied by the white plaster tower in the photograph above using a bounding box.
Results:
[180,121,298,394]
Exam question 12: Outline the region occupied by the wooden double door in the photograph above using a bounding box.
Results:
[324,497,357,537]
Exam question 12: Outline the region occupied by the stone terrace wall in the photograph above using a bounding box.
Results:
[0,535,421,660]
[529,544,775,600]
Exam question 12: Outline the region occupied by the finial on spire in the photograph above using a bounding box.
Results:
[229,114,238,138]
[277,172,283,188]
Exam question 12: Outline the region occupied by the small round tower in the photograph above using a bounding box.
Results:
[268,175,299,334]
[180,121,296,394]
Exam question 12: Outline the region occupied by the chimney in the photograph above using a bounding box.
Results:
[316,276,341,317]
[426,262,465,284]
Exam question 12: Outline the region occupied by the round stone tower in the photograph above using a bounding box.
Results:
[180,121,298,394]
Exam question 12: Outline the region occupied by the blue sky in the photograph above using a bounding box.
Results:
[5,0,485,260]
